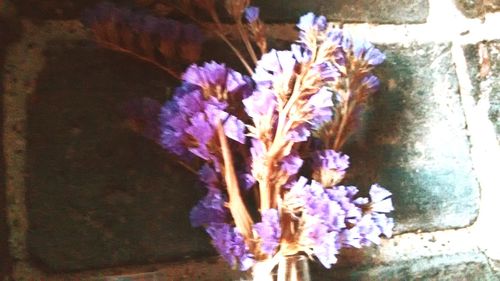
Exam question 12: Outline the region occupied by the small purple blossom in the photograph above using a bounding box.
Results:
[306,87,334,129]
[160,63,249,160]
[341,214,382,248]
[206,223,254,270]
[190,190,228,227]
[199,164,218,189]
[243,89,277,119]
[245,6,260,23]
[253,209,281,255]
[287,124,311,142]
[313,231,339,268]
[183,61,252,98]
[369,184,394,213]
[314,150,350,172]
[280,154,304,176]
[313,150,350,186]
[253,49,296,88]
[297,13,327,32]
[238,173,256,190]
[362,74,381,93]
[372,212,394,238]
[344,36,385,66]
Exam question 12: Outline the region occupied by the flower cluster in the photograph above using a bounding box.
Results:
[97,2,393,274]
[159,62,251,165]
[285,178,393,268]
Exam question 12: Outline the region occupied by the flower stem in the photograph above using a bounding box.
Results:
[236,19,258,64]
[216,121,254,240]
[172,5,254,75]
[209,9,255,75]
[333,78,354,150]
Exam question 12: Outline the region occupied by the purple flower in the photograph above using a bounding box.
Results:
[287,124,311,142]
[253,50,296,88]
[245,6,260,23]
[314,150,350,172]
[369,184,394,213]
[297,13,327,32]
[362,74,381,93]
[190,190,228,227]
[186,112,215,160]
[315,62,340,82]
[280,154,304,176]
[313,150,350,186]
[326,186,362,224]
[291,44,312,64]
[206,223,254,270]
[313,232,339,269]
[207,107,246,144]
[238,173,256,190]
[345,36,385,66]
[342,214,382,248]
[285,177,392,268]
[159,62,248,160]
[183,61,252,98]
[159,99,190,156]
[243,89,277,119]
[253,209,281,255]
[306,87,334,129]
[199,164,218,189]
[372,212,394,238]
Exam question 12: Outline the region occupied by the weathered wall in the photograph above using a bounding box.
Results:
[1,0,500,280]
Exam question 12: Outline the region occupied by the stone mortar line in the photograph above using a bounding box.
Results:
[451,42,500,269]
[3,3,500,279]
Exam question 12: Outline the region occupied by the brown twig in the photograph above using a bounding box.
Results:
[172,4,254,75]
[95,39,182,79]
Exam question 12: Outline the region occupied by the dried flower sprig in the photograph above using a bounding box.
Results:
[152,12,393,272]
[82,2,205,79]
[85,3,395,276]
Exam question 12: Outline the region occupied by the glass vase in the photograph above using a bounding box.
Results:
[237,255,311,281]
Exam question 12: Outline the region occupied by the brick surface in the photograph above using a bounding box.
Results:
[454,0,500,18]
[463,41,500,142]
[252,0,429,24]
[25,40,214,272]
[13,0,430,24]
[344,43,480,233]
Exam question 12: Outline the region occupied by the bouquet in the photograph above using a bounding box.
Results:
[83,1,394,279]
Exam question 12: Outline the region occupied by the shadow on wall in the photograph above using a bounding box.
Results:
[25,40,213,273]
